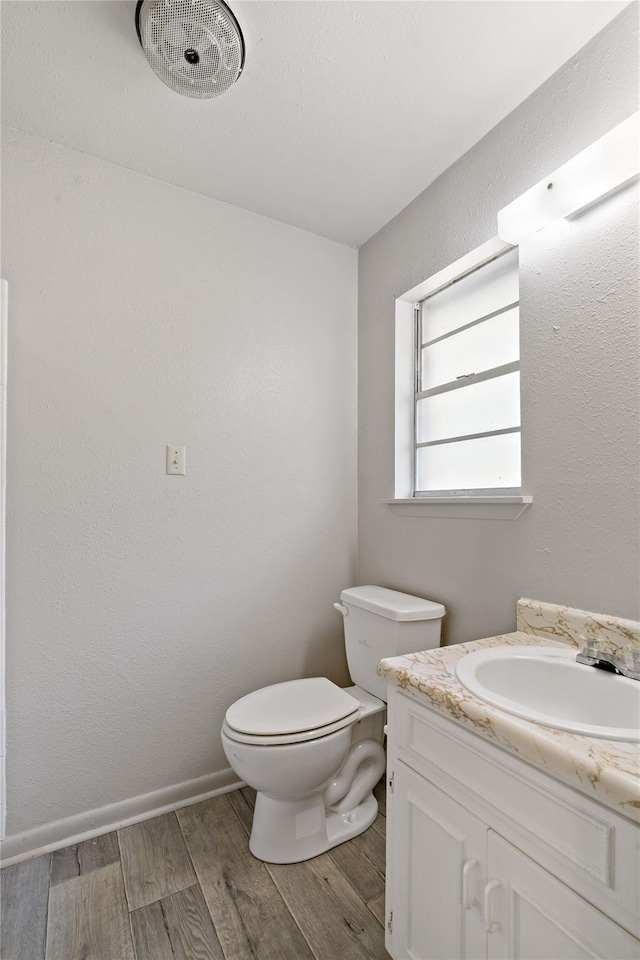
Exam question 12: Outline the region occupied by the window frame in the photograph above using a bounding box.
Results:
[413,244,521,498]
[387,236,531,518]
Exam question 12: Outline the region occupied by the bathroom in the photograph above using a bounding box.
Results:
[1,1,639,958]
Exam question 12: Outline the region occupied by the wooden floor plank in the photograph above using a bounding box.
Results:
[373,777,386,817]
[268,852,388,960]
[178,796,314,960]
[130,900,175,960]
[50,847,81,886]
[239,785,257,808]
[45,862,135,960]
[51,832,120,886]
[79,832,120,873]
[328,824,385,902]
[226,786,255,836]
[367,893,386,928]
[161,884,225,960]
[1,854,51,960]
[131,885,223,960]
[356,816,385,874]
[119,812,197,910]
[371,810,386,839]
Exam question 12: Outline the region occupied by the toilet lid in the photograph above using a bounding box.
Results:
[224,677,360,738]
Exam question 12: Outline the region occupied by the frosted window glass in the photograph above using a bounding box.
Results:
[421,247,519,344]
[416,433,521,492]
[421,308,519,390]
[417,372,520,444]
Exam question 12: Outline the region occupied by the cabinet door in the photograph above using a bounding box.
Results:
[486,833,640,960]
[388,762,487,960]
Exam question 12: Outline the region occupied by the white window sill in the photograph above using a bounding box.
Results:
[383,496,532,520]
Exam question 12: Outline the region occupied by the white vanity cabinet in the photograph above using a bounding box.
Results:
[385,688,640,960]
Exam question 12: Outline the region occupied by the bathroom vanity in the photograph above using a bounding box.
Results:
[379,600,640,960]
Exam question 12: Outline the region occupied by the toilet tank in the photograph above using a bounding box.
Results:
[338,586,445,701]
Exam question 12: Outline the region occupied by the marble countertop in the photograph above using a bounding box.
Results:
[378,631,640,823]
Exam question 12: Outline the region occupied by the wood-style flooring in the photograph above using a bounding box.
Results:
[1,779,388,960]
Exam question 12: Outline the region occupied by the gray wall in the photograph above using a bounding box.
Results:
[358,6,640,645]
[2,129,357,837]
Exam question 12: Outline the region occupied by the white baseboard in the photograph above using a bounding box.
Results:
[0,767,244,868]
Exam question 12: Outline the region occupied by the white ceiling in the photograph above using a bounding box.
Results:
[1,1,628,246]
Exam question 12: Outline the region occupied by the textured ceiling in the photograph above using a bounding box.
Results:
[1,1,628,245]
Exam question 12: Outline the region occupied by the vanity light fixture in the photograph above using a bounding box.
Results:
[497,111,639,243]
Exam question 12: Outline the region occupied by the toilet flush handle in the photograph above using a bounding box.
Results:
[333,602,349,616]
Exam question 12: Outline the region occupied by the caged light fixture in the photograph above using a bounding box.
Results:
[497,112,640,244]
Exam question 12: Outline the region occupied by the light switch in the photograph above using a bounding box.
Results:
[166,446,186,475]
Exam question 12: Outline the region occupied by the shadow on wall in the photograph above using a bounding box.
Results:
[303,621,351,688]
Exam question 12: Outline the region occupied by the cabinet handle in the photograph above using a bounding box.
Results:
[462,858,479,909]
[483,878,501,932]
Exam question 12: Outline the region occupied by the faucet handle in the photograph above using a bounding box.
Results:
[578,636,605,659]
[625,647,640,676]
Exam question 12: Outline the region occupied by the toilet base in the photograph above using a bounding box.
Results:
[249,790,379,864]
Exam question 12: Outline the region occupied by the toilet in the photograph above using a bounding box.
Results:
[221,585,445,863]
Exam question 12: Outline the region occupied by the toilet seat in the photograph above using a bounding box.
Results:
[223,677,361,746]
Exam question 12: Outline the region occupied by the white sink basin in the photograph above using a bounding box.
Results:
[455,645,640,742]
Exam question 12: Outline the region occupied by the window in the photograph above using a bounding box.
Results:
[413,245,521,496]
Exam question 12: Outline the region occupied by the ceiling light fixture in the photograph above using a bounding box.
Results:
[135,0,245,100]
[497,112,639,244]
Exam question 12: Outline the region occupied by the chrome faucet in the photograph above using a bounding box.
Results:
[576,637,640,681]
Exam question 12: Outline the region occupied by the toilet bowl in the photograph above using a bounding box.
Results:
[221,677,385,862]
[222,586,445,864]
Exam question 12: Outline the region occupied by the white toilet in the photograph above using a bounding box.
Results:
[221,585,445,863]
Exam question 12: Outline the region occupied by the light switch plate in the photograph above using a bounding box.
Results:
[166,446,186,475]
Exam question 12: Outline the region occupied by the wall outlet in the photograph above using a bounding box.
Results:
[166,446,186,476]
